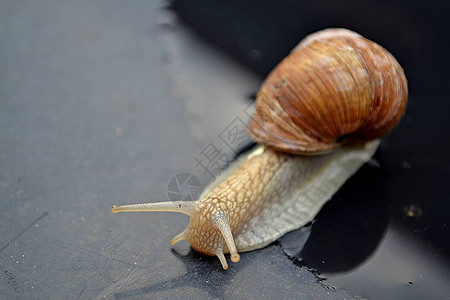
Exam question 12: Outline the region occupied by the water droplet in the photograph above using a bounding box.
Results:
[401,160,411,170]
[115,126,124,137]
[403,204,422,218]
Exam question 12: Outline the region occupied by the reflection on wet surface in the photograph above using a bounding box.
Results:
[107,244,356,299]
[279,150,450,300]
[282,220,450,300]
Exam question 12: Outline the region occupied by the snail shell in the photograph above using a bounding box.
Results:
[248,28,407,154]
[111,29,407,269]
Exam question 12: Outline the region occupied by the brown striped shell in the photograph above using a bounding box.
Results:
[247,28,408,154]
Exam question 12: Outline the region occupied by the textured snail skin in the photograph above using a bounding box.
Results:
[111,29,407,269]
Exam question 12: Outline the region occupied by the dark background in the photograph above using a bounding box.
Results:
[1,0,449,299]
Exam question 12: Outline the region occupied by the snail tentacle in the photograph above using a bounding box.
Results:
[213,212,240,264]
[111,201,195,216]
[215,249,228,270]
[170,229,187,245]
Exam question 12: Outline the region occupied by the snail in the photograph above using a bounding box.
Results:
[111,28,407,269]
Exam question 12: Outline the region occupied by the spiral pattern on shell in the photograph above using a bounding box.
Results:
[247,28,408,154]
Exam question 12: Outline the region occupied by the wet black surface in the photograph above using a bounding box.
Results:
[279,154,450,299]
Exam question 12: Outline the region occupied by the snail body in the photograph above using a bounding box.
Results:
[111,29,407,269]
